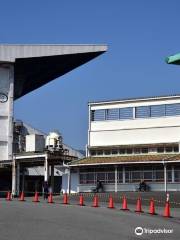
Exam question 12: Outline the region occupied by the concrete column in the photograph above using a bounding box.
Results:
[115,165,118,192]
[51,164,54,193]
[44,154,49,182]
[12,159,16,196]
[16,162,20,196]
[172,166,175,183]
[123,166,125,184]
[67,168,71,194]
[164,163,167,193]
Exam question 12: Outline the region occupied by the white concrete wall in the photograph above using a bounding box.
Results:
[0,65,14,161]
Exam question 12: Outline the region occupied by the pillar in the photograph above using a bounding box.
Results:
[164,163,167,192]
[172,165,175,183]
[12,159,16,196]
[16,162,20,196]
[115,165,118,192]
[123,166,125,184]
[51,164,54,193]
[12,159,20,196]
[67,168,71,194]
[44,154,49,182]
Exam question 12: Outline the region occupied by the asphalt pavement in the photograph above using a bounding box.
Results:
[0,198,180,240]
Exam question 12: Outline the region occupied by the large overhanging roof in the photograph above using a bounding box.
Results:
[166,53,180,65]
[0,44,107,99]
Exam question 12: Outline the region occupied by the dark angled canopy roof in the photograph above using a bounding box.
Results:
[0,44,107,99]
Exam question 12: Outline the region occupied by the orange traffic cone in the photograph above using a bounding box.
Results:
[63,193,69,204]
[121,195,129,210]
[48,193,54,203]
[163,201,171,217]
[92,195,99,207]
[19,191,25,201]
[79,194,85,206]
[149,198,156,215]
[6,191,12,201]
[108,195,114,209]
[135,197,143,213]
[33,191,39,202]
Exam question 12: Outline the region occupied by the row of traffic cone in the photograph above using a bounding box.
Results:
[4,191,171,218]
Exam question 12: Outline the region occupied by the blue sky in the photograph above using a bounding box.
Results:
[1,0,180,149]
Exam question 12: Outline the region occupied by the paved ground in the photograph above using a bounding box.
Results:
[0,198,180,240]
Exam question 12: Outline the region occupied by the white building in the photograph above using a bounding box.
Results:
[67,95,180,193]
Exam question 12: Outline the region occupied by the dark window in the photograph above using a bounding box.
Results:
[92,109,105,121]
[157,147,164,153]
[165,103,180,116]
[119,149,126,154]
[106,108,119,120]
[175,170,180,182]
[107,172,115,183]
[118,172,123,183]
[96,172,106,183]
[174,146,179,152]
[143,171,153,181]
[165,147,173,153]
[135,106,150,118]
[104,150,111,155]
[97,150,103,155]
[119,107,133,120]
[91,150,96,156]
[150,105,165,117]
[112,149,118,155]
[126,148,133,154]
[142,148,148,154]
[134,148,141,154]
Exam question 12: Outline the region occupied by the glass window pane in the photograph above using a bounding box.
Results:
[143,171,153,181]
[175,170,180,182]
[106,108,119,120]
[120,107,133,120]
[107,172,115,183]
[165,103,180,116]
[150,105,165,117]
[118,172,123,183]
[93,109,105,121]
[131,171,142,182]
[96,172,106,183]
[135,106,150,118]
[154,171,164,182]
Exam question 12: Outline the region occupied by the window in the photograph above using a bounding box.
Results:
[119,107,133,120]
[104,150,111,155]
[112,149,118,155]
[126,148,133,154]
[134,148,141,154]
[143,171,153,181]
[96,172,106,183]
[118,171,123,183]
[165,147,173,153]
[165,103,180,116]
[142,148,148,154]
[150,105,165,117]
[175,170,180,182]
[97,150,103,155]
[131,171,142,182]
[135,106,150,118]
[106,108,119,120]
[119,149,126,154]
[174,146,179,152]
[157,147,164,153]
[154,170,164,182]
[107,172,115,183]
[91,109,105,121]
[90,150,96,156]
